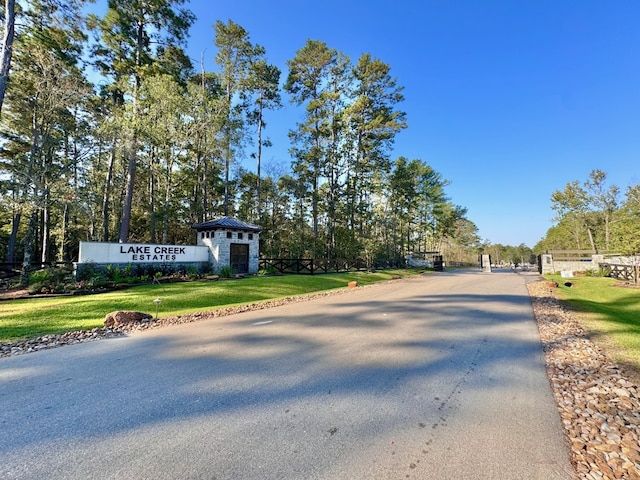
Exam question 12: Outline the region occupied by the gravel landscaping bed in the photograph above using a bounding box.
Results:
[528,280,640,480]
[2,278,639,479]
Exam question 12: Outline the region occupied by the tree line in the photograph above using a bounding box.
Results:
[536,169,640,255]
[0,0,483,276]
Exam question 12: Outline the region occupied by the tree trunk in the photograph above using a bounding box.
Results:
[6,209,20,263]
[192,151,201,223]
[256,99,263,220]
[40,187,50,265]
[586,225,597,253]
[604,211,611,252]
[149,153,157,243]
[59,202,69,262]
[102,142,116,241]
[224,141,230,216]
[119,16,144,242]
[20,210,38,286]
[162,160,172,244]
[224,81,232,217]
[0,0,16,117]
[119,144,136,242]
[202,156,209,221]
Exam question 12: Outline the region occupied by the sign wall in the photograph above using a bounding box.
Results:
[78,242,210,264]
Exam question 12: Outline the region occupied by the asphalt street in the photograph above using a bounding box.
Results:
[0,270,575,479]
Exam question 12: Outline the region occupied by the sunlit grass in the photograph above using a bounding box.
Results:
[0,269,424,342]
[548,275,640,369]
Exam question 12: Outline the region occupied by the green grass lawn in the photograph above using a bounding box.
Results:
[0,269,424,342]
[548,275,640,369]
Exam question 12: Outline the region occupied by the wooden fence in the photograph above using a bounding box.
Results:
[259,258,404,275]
[601,263,640,285]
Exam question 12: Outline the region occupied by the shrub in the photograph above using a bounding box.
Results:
[597,266,612,277]
[258,265,279,275]
[28,282,45,295]
[77,262,99,281]
[122,263,134,279]
[104,264,118,281]
[584,267,611,278]
[218,265,233,278]
[28,267,73,293]
[90,275,111,288]
[198,263,212,275]
[186,266,199,279]
[28,269,51,285]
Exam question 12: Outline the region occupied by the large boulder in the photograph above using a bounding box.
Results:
[104,311,152,328]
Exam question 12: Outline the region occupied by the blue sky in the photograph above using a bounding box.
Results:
[100,1,640,247]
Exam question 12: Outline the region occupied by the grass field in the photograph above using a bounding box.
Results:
[0,269,423,342]
[547,275,640,370]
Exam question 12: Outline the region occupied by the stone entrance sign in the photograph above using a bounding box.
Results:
[79,242,209,265]
[75,216,262,275]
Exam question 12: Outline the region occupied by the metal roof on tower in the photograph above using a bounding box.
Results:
[192,216,262,232]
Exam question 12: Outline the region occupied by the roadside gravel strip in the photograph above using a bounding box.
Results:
[528,281,640,480]
[2,277,640,479]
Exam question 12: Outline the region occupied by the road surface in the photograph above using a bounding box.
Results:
[0,270,575,479]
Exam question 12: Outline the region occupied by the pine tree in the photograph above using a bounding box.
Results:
[91,0,194,242]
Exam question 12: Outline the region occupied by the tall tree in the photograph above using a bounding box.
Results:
[550,170,621,252]
[388,156,448,255]
[345,53,407,237]
[1,0,90,280]
[610,184,640,254]
[137,74,190,243]
[246,58,281,220]
[584,169,620,251]
[213,19,264,216]
[1,0,85,118]
[0,0,16,117]
[92,0,194,242]
[550,180,594,251]
[285,40,344,251]
[181,73,225,224]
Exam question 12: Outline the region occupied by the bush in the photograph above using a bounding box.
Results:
[28,269,51,285]
[28,282,45,295]
[76,262,99,281]
[28,267,73,294]
[198,263,212,275]
[584,267,610,278]
[186,266,199,279]
[218,265,234,278]
[105,264,144,284]
[104,264,118,281]
[258,265,279,275]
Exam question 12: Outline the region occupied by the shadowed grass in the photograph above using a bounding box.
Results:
[548,275,640,369]
[0,269,424,342]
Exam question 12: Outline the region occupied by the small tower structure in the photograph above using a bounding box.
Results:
[193,217,262,274]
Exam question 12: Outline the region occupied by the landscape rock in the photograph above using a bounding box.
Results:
[104,310,152,327]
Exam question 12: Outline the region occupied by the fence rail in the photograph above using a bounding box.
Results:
[259,258,404,275]
[601,263,640,285]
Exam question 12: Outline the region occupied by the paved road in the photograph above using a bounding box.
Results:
[0,270,575,479]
